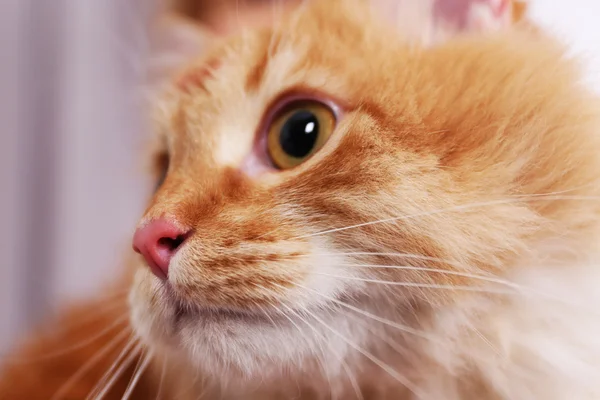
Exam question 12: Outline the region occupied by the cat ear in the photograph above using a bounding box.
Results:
[146,14,215,87]
[370,0,526,45]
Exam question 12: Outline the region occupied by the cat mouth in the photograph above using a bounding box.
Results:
[173,303,257,322]
[162,285,269,325]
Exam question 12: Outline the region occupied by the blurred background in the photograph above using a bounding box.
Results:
[0,0,155,351]
[0,0,599,352]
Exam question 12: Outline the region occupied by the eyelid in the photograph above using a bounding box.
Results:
[240,91,344,177]
[256,91,343,152]
[259,92,342,134]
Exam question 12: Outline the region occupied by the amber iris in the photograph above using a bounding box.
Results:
[267,101,336,169]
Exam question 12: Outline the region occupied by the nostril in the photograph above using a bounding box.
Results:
[155,234,187,262]
[158,235,186,252]
[132,219,191,280]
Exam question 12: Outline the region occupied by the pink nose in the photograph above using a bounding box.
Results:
[132,219,190,280]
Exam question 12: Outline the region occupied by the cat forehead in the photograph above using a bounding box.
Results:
[162,21,355,169]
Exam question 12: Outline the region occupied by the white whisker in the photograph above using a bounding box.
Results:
[275,299,363,400]
[510,183,596,198]
[312,270,600,315]
[87,337,141,400]
[312,271,518,294]
[310,252,469,269]
[7,314,130,364]
[50,329,131,400]
[121,350,153,400]
[471,326,501,356]
[294,195,600,240]
[293,298,424,398]
[255,303,281,330]
[155,357,167,400]
[339,263,508,283]
[291,283,441,342]
[92,342,144,400]
[338,309,410,359]
[258,297,335,398]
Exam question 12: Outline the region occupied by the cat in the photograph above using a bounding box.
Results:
[3,0,600,398]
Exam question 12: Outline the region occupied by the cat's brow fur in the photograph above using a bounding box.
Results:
[2,1,600,399]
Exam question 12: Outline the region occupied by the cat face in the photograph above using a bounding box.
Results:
[130,0,600,381]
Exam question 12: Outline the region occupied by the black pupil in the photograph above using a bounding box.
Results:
[279,110,319,158]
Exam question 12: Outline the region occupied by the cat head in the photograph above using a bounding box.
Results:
[129,0,600,382]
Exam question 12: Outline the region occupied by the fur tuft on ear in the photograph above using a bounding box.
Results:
[146,14,214,87]
[369,0,527,45]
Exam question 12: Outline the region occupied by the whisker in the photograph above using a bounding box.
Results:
[91,342,144,400]
[339,306,503,367]
[51,295,128,328]
[0,292,128,358]
[255,303,280,330]
[312,271,518,294]
[313,270,600,315]
[121,350,153,400]
[294,195,600,240]
[471,326,501,356]
[310,252,469,269]
[193,374,210,400]
[50,329,131,400]
[291,283,441,342]
[274,299,363,400]
[257,297,336,398]
[301,250,600,313]
[292,298,424,398]
[6,314,130,364]
[87,337,141,400]
[337,308,410,360]
[510,183,597,198]
[336,263,507,282]
[155,357,167,400]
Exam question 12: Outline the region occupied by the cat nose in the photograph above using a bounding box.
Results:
[132,219,190,280]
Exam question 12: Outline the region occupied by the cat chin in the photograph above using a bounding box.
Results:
[129,268,373,380]
[144,307,362,380]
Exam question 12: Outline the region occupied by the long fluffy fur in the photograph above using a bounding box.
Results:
[2,1,600,399]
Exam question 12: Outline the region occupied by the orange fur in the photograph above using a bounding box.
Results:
[3,0,600,398]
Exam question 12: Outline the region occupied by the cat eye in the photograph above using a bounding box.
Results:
[267,100,336,169]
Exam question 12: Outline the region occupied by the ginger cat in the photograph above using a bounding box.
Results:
[3,0,600,399]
